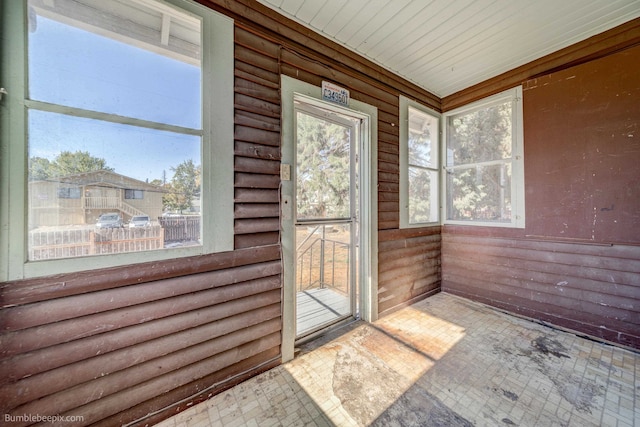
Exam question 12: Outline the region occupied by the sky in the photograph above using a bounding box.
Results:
[28,12,202,183]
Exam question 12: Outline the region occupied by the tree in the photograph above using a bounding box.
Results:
[28,150,113,180]
[163,159,201,213]
[407,118,436,224]
[28,157,53,181]
[296,112,351,219]
[447,103,512,221]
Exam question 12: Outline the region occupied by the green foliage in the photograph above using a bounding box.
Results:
[447,102,512,221]
[407,115,436,224]
[408,167,433,223]
[162,159,201,214]
[28,157,53,181]
[28,150,113,180]
[296,112,351,219]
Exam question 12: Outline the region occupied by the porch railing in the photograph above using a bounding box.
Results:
[84,196,146,218]
[296,225,350,293]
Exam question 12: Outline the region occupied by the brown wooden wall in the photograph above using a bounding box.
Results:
[0,248,283,426]
[442,227,640,349]
[227,1,443,318]
[524,45,640,245]
[0,1,442,425]
[378,228,442,316]
[442,44,640,350]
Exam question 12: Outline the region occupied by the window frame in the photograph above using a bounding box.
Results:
[124,189,145,200]
[0,0,234,281]
[442,86,525,228]
[399,96,441,228]
[58,187,82,199]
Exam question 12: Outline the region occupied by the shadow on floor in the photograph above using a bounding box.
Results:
[157,293,638,427]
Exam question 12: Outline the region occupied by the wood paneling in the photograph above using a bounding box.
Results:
[442,227,640,349]
[220,0,439,109]
[0,245,280,307]
[0,277,281,382]
[378,227,442,315]
[523,45,640,244]
[0,260,282,424]
[96,348,281,427]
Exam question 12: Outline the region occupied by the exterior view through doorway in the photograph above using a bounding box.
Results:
[280,76,378,362]
[294,101,358,338]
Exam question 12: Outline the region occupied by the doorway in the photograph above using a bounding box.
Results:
[280,76,378,362]
[294,101,359,338]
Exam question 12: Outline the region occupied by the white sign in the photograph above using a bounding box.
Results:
[322,81,350,107]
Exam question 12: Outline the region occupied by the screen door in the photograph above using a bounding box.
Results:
[294,100,360,338]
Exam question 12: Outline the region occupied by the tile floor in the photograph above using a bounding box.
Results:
[155,293,639,427]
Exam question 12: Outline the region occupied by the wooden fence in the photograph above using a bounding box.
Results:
[29,227,165,260]
[158,216,201,242]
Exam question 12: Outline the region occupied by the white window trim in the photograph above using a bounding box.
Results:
[0,0,234,281]
[442,86,525,228]
[399,96,441,228]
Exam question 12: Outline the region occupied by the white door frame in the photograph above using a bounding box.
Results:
[280,75,378,362]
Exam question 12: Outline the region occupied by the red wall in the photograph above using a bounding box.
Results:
[443,45,640,350]
[524,45,640,244]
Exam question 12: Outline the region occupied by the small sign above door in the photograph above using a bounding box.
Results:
[322,81,350,107]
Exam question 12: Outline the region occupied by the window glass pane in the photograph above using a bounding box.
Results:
[27,110,202,261]
[408,106,438,168]
[27,0,202,129]
[296,111,351,220]
[447,102,512,166]
[446,163,512,222]
[57,187,81,199]
[408,167,438,224]
[125,189,145,200]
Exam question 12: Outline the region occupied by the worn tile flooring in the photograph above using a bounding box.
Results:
[155,293,639,427]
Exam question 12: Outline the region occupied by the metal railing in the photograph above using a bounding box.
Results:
[296,225,350,293]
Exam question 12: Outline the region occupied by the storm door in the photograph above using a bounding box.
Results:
[294,100,360,339]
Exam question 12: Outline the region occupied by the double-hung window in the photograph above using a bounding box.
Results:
[0,0,233,280]
[399,97,440,227]
[443,87,524,227]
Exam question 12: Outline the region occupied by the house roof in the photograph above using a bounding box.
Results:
[37,170,163,191]
[256,0,640,98]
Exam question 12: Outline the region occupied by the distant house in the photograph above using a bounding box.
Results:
[28,170,165,228]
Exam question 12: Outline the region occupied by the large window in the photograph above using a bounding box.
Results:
[0,0,233,280]
[399,97,440,228]
[443,87,524,227]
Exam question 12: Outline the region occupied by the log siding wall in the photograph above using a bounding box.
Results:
[0,245,283,426]
[0,2,442,425]
[378,228,442,316]
[442,227,640,349]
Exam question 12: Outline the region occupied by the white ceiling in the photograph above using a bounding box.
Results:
[256,0,640,98]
